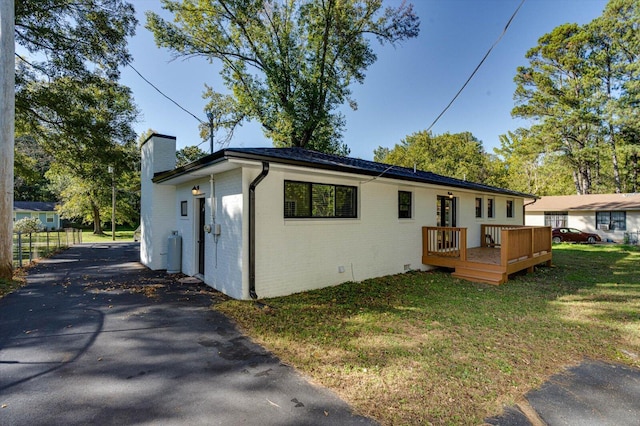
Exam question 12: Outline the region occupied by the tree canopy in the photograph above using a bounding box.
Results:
[176,145,208,167]
[15,0,136,81]
[511,0,639,194]
[374,131,491,184]
[26,77,139,233]
[13,0,140,234]
[147,0,420,155]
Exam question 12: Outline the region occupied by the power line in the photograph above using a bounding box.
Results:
[426,0,526,133]
[127,62,204,124]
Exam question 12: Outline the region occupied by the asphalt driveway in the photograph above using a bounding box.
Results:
[0,242,374,425]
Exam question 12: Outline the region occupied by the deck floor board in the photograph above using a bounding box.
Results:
[465,247,501,265]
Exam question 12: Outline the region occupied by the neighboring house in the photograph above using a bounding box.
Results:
[525,193,640,242]
[13,201,61,230]
[141,134,545,300]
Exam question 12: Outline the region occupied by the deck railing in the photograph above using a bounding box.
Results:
[422,227,467,261]
[500,226,551,264]
[423,225,552,267]
[481,224,523,247]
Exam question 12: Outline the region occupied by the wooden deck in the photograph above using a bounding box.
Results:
[422,225,553,285]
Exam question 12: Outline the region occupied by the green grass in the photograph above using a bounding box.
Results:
[216,244,640,425]
[80,227,136,243]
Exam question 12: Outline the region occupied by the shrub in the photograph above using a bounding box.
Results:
[14,217,44,233]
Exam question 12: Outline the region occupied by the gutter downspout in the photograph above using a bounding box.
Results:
[249,162,270,300]
[523,198,537,226]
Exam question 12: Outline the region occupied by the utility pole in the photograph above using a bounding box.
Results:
[0,0,15,279]
[207,111,214,154]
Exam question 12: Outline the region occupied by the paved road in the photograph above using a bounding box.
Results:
[486,360,640,426]
[0,243,374,426]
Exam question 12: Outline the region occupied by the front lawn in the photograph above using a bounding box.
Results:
[216,244,640,425]
[81,227,136,243]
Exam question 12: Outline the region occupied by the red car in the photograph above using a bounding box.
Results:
[552,227,601,244]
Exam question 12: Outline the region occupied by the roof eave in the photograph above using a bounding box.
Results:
[152,148,537,199]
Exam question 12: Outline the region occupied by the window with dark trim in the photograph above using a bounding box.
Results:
[398,191,412,218]
[487,198,495,218]
[475,197,483,218]
[180,200,188,216]
[545,211,568,227]
[596,211,626,230]
[506,200,514,218]
[284,180,357,218]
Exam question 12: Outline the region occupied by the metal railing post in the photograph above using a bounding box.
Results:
[17,231,22,268]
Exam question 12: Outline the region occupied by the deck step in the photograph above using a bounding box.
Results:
[452,267,506,285]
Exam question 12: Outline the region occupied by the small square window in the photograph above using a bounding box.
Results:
[180,200,188,216]
[398,191,412,219]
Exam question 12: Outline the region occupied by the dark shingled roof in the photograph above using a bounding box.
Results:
[154,147,536,199]
[14,201,58,212]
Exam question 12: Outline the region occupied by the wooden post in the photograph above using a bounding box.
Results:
[527,228,535,273]
[500,229,508,267]
[460,228,467,261]
[0,0,15,279]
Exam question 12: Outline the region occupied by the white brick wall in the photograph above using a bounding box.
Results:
[143,151,531,300]
[207,169,244,299]
[250,166,526,299]
[140,135,176,270]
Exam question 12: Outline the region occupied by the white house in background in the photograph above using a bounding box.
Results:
[140,133,537,300]
[525,193,640,242]
[13,201,61,230]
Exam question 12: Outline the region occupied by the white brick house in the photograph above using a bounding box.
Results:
[140,134,536,300]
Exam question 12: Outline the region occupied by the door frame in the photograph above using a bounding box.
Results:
[197,197,206,276]
[436,195,457,227]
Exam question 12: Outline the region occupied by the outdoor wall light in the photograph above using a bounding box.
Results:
[192,185,201,196]
[447,191,454,199]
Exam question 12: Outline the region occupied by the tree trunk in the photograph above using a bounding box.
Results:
[91,201,103,235]
[632,152,638,193]
[0,0,15,280]
[572,169,583,195]
[609,124,622,193]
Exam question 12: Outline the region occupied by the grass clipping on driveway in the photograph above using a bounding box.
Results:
[216,245,640,425]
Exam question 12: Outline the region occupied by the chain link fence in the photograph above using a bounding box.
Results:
[624,231,639,245]
[12,228,83,268]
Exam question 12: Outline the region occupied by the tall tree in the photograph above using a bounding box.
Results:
[147,0,420,155]
[494,129,574,196]
[588,0,640,193]
[512,23,601,195]
[511,0,640,195]
[26,77,138,234]
[3,0,137,275]
[374,131,490,183]
[14,135,56,201]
